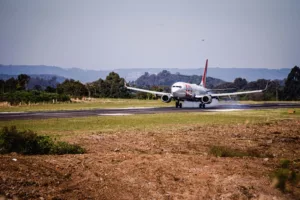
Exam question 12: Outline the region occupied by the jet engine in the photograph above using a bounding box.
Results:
[202,95,212,104]
[161,95,172,103]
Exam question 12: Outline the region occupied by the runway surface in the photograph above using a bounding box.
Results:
[0,103,299,121]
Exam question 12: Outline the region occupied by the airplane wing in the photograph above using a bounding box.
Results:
[196,82,269,98]
[210,89,264,97]
[125,85,171,96]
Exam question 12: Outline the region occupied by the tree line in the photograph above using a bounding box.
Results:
[0,66,299,105]
[213,66,299,101]
[0,72,130,105]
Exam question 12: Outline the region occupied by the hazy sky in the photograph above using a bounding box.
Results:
[0,0,299,70]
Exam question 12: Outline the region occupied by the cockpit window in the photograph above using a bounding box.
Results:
[172,85,182,88]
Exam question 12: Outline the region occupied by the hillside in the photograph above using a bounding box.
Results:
[0,64,291,83]
[134,70,225,88]
[0,65,105,83]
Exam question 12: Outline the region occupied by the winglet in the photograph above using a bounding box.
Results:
[200,59,208,88]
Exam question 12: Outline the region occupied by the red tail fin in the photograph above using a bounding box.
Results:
[200,59,208,87]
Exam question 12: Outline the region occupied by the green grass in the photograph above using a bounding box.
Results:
[0,108,299,138]
[1,99,299,112]
[0,98,170,112]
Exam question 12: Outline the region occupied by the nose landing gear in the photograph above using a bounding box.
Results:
[175,101,182,108]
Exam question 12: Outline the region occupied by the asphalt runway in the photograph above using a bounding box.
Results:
[0,103,299,121]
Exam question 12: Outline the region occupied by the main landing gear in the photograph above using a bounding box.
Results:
[175,101,182,108]
[199,103,206,109]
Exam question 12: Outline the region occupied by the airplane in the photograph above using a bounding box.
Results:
[125,59,268,108]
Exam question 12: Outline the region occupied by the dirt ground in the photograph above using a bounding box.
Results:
[1,119,300,200]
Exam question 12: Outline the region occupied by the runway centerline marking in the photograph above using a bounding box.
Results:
[98,113,133,116]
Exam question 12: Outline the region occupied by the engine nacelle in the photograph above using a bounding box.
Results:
[202,95,212,104]
[161,95,172,103]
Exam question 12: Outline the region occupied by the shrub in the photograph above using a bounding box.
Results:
[50,141,85,155]
[0,91,70,105]
[209,146,266,158]
[209,146,248,157]
[0,126,85,155]
[273,159,300,193]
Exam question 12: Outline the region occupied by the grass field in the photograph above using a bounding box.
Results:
[1,108,299,139]
[0,98,299,112]
[0,98,170,112]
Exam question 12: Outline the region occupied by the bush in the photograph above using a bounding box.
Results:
[209,146,263,158]
[0,126,85,155]
[273,159,300,193]
[0,91,70,105]
[209,146,248,157]
[50,141,85,155]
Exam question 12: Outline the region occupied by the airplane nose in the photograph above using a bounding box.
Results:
[171,87,180,96]
[171,87,179,93]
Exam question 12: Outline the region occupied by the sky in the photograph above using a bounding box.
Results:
[0,0,299,70]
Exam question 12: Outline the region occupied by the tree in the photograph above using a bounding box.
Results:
[233,78,248,90]
[284,66,300,100]
[33,85,43,91]
[0,80,5,94]
[57,79,88,98]
[105,72,129,98]
[5,78,18,93]
[45,86,56,93]
[17,74,30,90]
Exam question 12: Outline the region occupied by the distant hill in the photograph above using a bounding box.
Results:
[0,65,106,83]
[0,74,66,90]
[0,74,66,83]
[134,70,225,88]
[0,64,291,82]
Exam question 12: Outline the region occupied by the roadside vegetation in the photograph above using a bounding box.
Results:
[0,126,85,155]
[209,146,262,158]
[272,159,300,194]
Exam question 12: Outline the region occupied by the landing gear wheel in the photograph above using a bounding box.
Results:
[203,104,206,109]
[199,104,203,109]
[175,101,179,108]
[179,103,182,108]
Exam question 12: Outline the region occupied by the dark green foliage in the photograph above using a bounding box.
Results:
[209,146,248,157]
[134,70,225,89]
[27,76,60,90]
[233,77,248,90]
[274,168,290,192]
[0,75,62,94]
[284,66,300,100]
[45,86,56,93]
[209,146,262,158]
[273,159,300,193]
[0,126,85,155]
[57,79,88,98]
[86,72,130,98]
[50,141,85,155]
[3,77,18,93]
[0,91,70,105]
[17,74,30,90]
[280,159,291,169]
[216,78,284,101]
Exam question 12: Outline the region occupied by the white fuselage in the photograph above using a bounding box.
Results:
[171,82,208,100]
